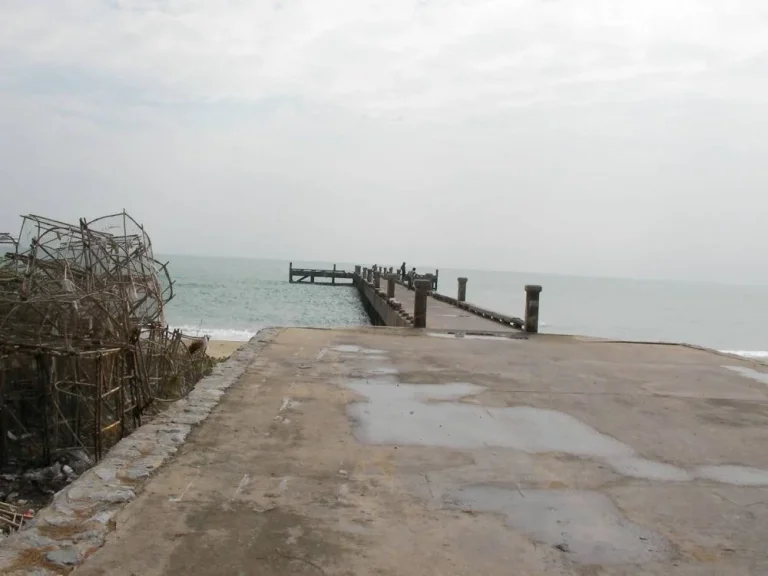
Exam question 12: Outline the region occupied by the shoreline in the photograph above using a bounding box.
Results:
[207,339,242,359]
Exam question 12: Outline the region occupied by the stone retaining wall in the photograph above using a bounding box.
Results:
[0,328,281,575]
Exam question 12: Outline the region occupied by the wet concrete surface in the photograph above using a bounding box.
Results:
[72,328,768,575]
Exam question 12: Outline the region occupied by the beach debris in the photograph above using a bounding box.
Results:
[0,211,213,476]
[0,501,33,533]
[188,335,210,355]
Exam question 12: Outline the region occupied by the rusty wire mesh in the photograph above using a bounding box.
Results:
[0,211,212,468]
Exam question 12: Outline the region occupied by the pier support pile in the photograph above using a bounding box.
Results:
[0,212,211,469]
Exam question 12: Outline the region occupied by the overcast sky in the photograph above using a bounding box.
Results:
[1,1,767,283]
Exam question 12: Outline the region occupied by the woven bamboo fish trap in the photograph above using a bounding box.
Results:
[0,211,212,468]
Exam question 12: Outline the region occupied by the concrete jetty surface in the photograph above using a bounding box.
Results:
[69,327,768,575]
[389,281,521,332]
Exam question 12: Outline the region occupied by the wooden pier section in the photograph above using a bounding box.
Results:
[289,262,354,285]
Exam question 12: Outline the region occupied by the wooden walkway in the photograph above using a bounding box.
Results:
[389,281,520,333]
[289,263,353,285]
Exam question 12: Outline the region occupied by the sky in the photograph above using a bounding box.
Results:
[1,1,767,284]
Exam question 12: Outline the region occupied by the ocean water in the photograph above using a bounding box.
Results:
[162,255,768,357]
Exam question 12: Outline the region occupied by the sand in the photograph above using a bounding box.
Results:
[206,340,243,359]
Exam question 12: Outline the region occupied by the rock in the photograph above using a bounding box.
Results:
[95,467,116,482]
[66,449,94,475]
[67,483,135,504]
[62,465,75,476]
[23,462,66,487]
[46,546,80,566]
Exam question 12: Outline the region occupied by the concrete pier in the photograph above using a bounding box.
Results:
[65,328,768,575]
[356,271,522,333]
[525,284,543,333]
[386,274,395,298]
[413,279,430,328]
[457,276,468,302]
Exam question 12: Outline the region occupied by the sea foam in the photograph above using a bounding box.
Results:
[171,325,259,342]
[721,351,768,359]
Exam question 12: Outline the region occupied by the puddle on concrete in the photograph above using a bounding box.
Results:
[610,456,692,482]
[694,465,768,486]
[333,345,385,354]
[725,365,768,386]
[344,378,768,486]
[448,486,670,565]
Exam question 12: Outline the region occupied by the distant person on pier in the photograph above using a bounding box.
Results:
[400,262,406,280]
[407,267,416,289]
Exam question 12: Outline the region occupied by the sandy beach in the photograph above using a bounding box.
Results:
[206,340,242,359]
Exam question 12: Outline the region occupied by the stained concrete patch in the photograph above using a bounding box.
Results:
[447,486,671,565]
[166,502,345,575]
[0,328,281,575]
[344,377,768,486]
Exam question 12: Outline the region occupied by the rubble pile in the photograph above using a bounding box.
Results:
[0,211,212,502]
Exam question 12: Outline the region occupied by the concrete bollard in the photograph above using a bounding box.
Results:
[374,269,381,289]
[457,277,468,302]
[355,265,361,277]
[413,279,431,328]
[387,275,396,298]
[524,285,542,334]
[367,268,373,283]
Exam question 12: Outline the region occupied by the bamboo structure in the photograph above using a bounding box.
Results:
[0,212,211,468]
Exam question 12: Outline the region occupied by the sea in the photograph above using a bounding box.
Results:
[163,255,768,359]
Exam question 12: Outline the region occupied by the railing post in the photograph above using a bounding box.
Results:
[289,262,293,284]
[413,279,430,328]
[367,268,373,283]
[434,269,439,291]
[354,265,361,277]
[387,274,395,298]
[333,263,337,286]
[457,277,468,302]
[374,268,381,289]
[524,285,542,334]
